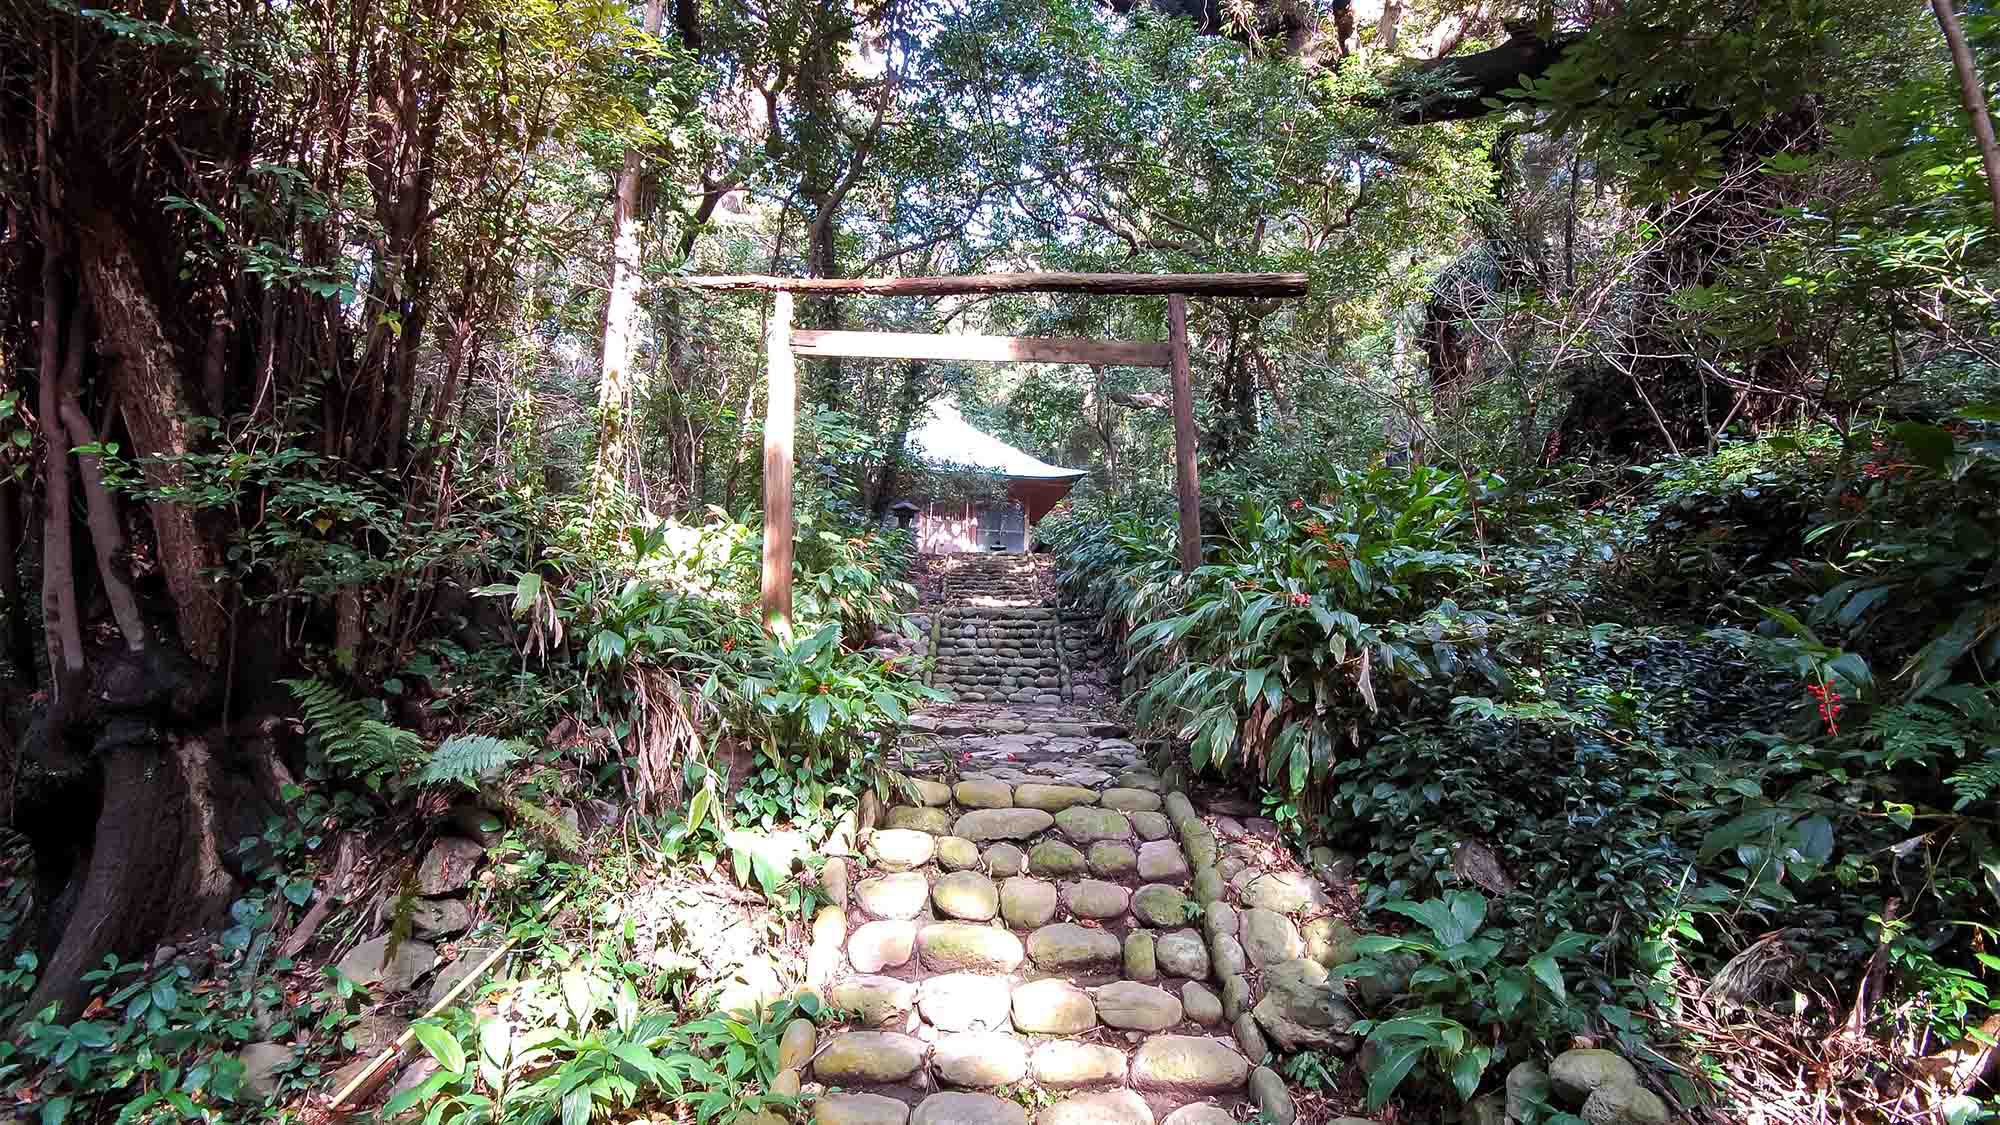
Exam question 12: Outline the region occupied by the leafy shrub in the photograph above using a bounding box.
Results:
[394,953,817,1124]
[1052,465,1499,803]
[286,679,536,797]
[1337,891,1595,1108]
[0,909,351,1123]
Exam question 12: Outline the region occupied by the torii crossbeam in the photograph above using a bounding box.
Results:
[677,271,1312,631]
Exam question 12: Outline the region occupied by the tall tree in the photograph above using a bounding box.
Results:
[0,0,637,1017]
[594,0,668,515]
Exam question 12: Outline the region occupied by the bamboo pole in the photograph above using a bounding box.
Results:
[326,938,518,1114]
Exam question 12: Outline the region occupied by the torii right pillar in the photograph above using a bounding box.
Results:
[1167,294,1202,576]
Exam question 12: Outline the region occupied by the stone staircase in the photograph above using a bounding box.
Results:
[767,712,1353,1123]
[926,553,1053,607]
[918,554,1080,706]
[927,607,1071,705]
[751,553,1357,1125]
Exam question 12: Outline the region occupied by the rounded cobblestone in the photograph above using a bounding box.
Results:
[1027,922,1122,970]
[935,1031,1028,1087]
[932,871,1000,921]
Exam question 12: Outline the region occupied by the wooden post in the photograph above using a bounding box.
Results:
[1167,294,1202,576]
[761,291,795,632]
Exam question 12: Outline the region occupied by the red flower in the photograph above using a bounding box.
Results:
[721,636,736,653]
[1805,681,1843,735]
[1303,520,1326,536]
[816,683,830,695]
[1289,499,1304,511]
[1289,593,1310,607]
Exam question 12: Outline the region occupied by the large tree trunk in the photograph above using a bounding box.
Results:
[36,244,83,704]
[13,206,262,1022]
[75,209,227,667]
[22,712,240,1021]
[594,0,668,514]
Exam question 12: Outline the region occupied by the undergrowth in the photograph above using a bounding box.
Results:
[1042,421,2000,1120]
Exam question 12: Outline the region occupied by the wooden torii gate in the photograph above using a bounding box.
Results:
[679,271,1311,630]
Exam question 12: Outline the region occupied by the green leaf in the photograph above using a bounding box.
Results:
[793,622,841,664]
[610,1041,664,1079]
[686,785,712,835]
[1891,421,1955,471]
[512,571,543,618]
[1794,815,1834,863]
[410,1020,466,1075]
[1528,954,1565,1001]
[1364,1037,1426,1109]
[562,969,600,1030]
[1449,1044,1492,1102]
[1444,891,1487,944]
[69,1021,113,1048]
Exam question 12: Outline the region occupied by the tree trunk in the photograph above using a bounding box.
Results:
[57,294,147,652]
[0,478,29,681]
[594,0,668,515]
[805,211,846,406]
[36,249,83,701]
[1104,422,1119,496]
[1377,0,1403,52]
[75,208,227,666]
[872,360,927,520]
[1930,0,2000,228]
[23,722,241,1021]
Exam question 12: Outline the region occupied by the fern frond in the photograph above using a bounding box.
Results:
[1947,754,2000,811]
[284,678,426,791]
[421,735,525,788]
[481,787,584,854]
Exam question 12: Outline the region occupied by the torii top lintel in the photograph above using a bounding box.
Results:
[678,271,1309,299]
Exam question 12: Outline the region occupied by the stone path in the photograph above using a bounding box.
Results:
[773,558,1361,1125]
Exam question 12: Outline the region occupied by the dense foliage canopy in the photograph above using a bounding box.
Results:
[0,0,1997,1120]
